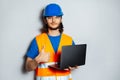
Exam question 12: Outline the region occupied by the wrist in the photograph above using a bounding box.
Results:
[26,59,38,71]
[35,57,41,64]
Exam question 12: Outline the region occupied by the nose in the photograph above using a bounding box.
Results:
[52,16,56,22]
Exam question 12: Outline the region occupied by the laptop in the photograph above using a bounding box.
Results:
[48,44,87,70]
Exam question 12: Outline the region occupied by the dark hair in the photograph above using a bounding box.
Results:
[40,17,64,33]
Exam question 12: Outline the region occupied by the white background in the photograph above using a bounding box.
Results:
[0,0,120,80]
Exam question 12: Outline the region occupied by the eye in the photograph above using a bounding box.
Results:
[46,16,52,19]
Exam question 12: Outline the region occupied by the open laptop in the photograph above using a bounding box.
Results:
[48,44,87,70]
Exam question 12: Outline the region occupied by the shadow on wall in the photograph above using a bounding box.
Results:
[21,39,36,80]
[21,8,45,80]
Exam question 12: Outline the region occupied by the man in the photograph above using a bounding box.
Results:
[25,3,77,80]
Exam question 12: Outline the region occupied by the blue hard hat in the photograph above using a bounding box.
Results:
[43,3,63,16]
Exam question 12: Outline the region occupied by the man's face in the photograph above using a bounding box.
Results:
[46,16,62,30]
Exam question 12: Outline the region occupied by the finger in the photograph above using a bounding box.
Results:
[47,52,50,56]
[41,45,45,53]
[42,45,45,49]
[75,66,79,69]
[46,52,50,57]
[69,66,77,70]
[64,68,69,71]
[69,66,74,70]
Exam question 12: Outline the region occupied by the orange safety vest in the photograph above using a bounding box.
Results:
[35,33,73,80]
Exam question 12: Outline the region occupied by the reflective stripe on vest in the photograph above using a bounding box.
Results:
[38,62,57,68]
[35,33,72,77]
[36,74,72,80]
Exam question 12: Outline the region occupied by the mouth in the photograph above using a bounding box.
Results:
[51,23,57,25]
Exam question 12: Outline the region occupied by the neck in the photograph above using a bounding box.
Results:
[48,29,60,36]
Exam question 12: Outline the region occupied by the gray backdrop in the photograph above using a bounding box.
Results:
[0,0,120,80]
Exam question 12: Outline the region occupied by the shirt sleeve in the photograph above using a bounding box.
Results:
[26,38,39,59]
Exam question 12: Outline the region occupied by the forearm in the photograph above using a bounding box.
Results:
[26,50,50,71]
[26,59,38,71]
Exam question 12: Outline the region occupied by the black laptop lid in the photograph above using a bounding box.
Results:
[60,44,87,69]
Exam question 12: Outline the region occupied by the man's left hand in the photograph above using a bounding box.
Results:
[64,66,79,71]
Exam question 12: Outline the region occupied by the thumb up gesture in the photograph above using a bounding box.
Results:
[35,46,50,63]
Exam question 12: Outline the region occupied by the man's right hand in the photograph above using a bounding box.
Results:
[35,46,50,63]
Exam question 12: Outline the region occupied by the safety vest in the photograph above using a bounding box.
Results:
[35,33,73,80]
